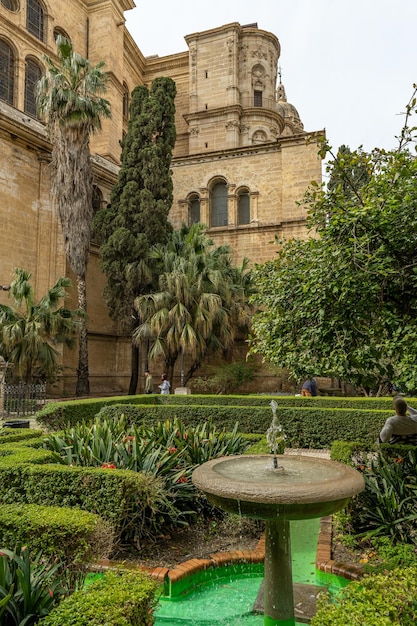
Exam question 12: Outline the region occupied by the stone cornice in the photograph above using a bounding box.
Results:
[172,131,325,167]
[143,51,189,77]
[123,29,146,75]
[84,0,135,11]
[0,101,49,153]
[184,21,279,51]
[0,100,120,180]
[91,154,120,182]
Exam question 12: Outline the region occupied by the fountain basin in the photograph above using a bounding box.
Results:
[192,454,365,520]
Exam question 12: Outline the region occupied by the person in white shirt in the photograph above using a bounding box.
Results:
[158,374,171,395]
[378,396,417,444]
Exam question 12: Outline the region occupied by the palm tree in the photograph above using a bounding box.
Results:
[36,36,111,395]
[133,224,252,385]
[0,268,81,383]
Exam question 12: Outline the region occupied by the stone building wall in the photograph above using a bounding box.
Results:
[0,2,324,396]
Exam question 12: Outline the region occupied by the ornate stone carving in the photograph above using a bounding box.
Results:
[251,47,267,60]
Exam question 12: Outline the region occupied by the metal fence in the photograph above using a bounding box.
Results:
[1,381,46,419]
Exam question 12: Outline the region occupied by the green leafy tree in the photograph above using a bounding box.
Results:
[93,78,176,394]
[250,86,417,396]
[133,223,252,385]
[0,268,81,383]
[36,35,111,396]
[326,144,371,198]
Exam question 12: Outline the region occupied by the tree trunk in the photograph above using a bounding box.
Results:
[76,275,90,397]
[128,344,139,395]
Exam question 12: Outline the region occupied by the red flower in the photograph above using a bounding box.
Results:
[49,589,53,597]
[167,446,177,454]
[101,462,116,469]
[177,476,187,483]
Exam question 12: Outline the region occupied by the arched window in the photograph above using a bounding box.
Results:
[211,181,228,227]
[24,57,42,117]
[53,27,70,43]
[122,83,129,120]
[92,185,103,214]
[188,194,200,224]
[0,39,15,105]
[237,189,250,225]
[27,0,45,42]
[1,0,19,11]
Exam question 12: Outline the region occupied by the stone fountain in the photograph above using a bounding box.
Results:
[192,401,365,626]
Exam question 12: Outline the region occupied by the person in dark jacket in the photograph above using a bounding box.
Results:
[301,377,318,397]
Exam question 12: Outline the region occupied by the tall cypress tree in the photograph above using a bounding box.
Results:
[94,77,176,393]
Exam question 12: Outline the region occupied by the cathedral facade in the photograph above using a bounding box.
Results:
[0,0,323,394]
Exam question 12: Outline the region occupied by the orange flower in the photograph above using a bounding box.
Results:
[167,446,177,454]
[101,462,116,469]
[177,476,187,483]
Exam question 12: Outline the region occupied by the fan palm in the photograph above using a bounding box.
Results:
[133,224,252,384]
[0,268,81,383]
[36,35,111,395]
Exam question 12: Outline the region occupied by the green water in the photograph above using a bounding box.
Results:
[155,518,348,626]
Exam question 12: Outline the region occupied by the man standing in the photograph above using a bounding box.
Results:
[144,371,154,394]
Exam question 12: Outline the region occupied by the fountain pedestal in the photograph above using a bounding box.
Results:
[192,454,365,626]
[264,519,294,625]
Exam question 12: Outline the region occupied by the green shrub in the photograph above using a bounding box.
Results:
[40,570,158,626]
[0,456,162,548]
[0,429,43,444]
[311,566,417,625]
[0,545,66,626]
[95,403,389,447]
[0,504,113,572]
[363,536,417,574]
[192,362,257,394]
[330,440,376,466]
[245,435,285,455]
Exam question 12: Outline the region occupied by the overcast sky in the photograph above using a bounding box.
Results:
[125,0,417,156]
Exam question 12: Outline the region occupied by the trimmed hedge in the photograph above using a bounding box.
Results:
[0,459,163,545]
[95,403,391,448]
[37,394,416,431]
[40,570,158,626]
[0,503,112,569]
[0,428,44,444]
[36,396,156,430]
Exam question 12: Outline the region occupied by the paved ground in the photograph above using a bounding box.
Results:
[285,447,330,459]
